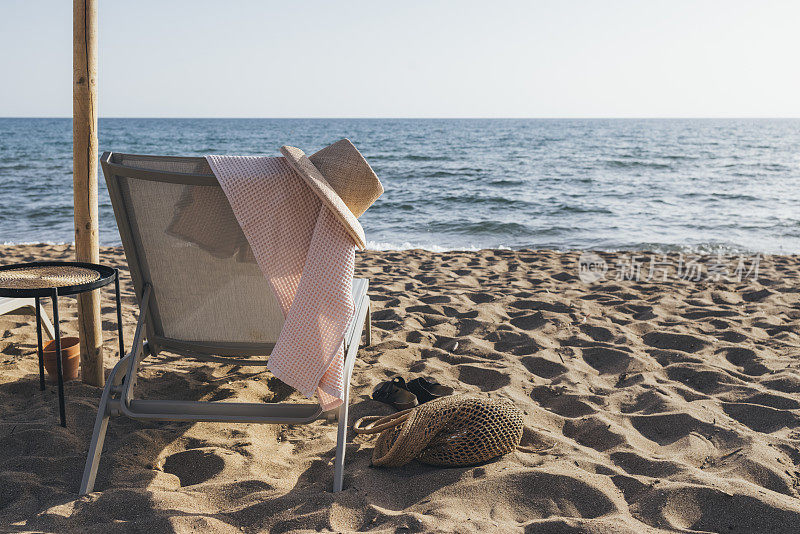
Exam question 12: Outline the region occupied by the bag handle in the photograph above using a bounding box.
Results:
[353,408,414,434]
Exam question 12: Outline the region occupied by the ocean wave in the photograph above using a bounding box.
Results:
[431,195,533,209]
[604,160,672,170]
[2,240,74,246]
[403,154,449,161]
[365,240,510,252]
[489,179,525,186]
[425,169,485,178]
[588,242,763,255]
[2,118,799,254]
[426,220,532,235]
[1,239,794,255]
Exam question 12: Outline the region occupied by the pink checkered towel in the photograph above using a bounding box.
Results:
[206,155,358,410]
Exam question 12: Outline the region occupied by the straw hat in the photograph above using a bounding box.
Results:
[280,139,383,249]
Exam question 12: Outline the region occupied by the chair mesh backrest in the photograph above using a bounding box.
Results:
[107,154,284,347]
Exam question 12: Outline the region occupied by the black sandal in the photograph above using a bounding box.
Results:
[372,377,418,411]
[406,377,454,404]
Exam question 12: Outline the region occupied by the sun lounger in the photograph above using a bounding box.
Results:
[79,152,371,494]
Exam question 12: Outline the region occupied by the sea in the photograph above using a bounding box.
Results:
[1,118,798,254]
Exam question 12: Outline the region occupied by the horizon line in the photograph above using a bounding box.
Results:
[2,116,800,121]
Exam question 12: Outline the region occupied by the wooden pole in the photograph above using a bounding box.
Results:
[73,0,103,386]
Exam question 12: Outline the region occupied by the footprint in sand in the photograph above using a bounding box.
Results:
[162,449,225,487]
[404,330,433,344]
[457,364,510,390]
[716,346,770,376]
[464,292,495,304]
[650,484,800,532]
[406,304,443,315]
[208,388,236,401]
[510,300,571,313]
[666,364,742,394]
[742,288,774,302]
[716,330,748,343]
[374,339,409,351]
[629,412,715,446]
[184,438,211,449]
[372,320,402,332]
[563,416,627,452]
[551,271,574,282]
[510,343,540,356]
[487,329,538,353]
[413,275,438,285]
[372,308,403,323]
[494,470,619,520]
[743,392,800,410]
[510,312,548,330]
[722,402,800,433]
[642,331,709,353]
[522,356,567,379]
[618,303,656,320]
[456,318,485,336]
[609,451,683,478]
[433,335,461,352]
[681,308,739,320]
[419,295,451,304]
[581,346,639,375]
[761,374,800,394]
[579,324,614,342]
[709,319,730,329]
[415,313,450,328]
[530,386,597,418]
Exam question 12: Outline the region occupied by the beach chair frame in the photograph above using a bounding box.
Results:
[0,297,56,340]
[79,152,371,494]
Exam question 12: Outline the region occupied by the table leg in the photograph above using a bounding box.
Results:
[115,269,125,359]
[35,296,45,391]
[51,289,66,427]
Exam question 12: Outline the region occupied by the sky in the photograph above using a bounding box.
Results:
[1,0,799,118]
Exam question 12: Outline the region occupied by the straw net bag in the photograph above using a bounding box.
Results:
[353,395,524,467]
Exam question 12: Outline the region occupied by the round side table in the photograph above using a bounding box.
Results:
[0,261,125,427]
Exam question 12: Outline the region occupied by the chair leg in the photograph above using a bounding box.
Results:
[18,301,55,340]
[79,396,111,494]
[79,355,129,494]
[364,300,372,346]
[37,302,55,340]
[333,293,368,492]
[35,298,45,391]
[332,391,350,492]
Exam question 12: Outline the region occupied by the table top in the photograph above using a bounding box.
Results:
[0,261,117,298]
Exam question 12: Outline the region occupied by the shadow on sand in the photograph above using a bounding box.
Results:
[0,353,469,532]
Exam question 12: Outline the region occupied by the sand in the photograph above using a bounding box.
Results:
[1,244,800,533]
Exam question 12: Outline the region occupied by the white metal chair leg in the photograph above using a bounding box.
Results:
[79,355,129,494]
[37,302,55,340]
[364,301,372,346]
[332,389,350,492]
[0,299,56,340]
[79,396,111,494]
[332,294,367,492]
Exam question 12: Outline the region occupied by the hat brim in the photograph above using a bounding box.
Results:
[280,145,367,249]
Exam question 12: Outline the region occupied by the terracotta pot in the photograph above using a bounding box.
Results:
[43,336,81,382]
